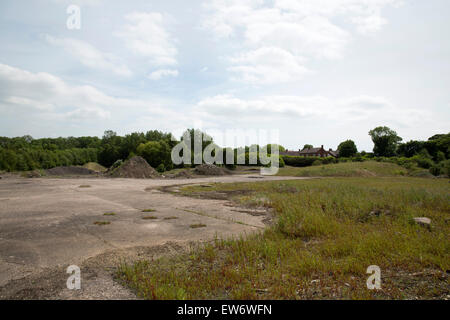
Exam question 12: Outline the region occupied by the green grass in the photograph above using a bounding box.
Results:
[82,162,107,172]
[142,209,156,213]
[104,212,116,216]
[277,161,408,177]
[164,216,179,220]
[79,185,91,188]
[142,216,158,220]
[117,177,449,300]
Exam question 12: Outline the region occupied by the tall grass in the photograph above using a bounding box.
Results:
[277,161,408,177]
[117,177,450,299]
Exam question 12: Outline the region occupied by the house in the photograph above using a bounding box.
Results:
[281,145,339,158]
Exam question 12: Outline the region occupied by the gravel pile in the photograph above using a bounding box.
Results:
[109,156,158,179]
[46,166,95,176]
[194,164,228,176]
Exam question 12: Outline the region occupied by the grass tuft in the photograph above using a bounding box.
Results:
[142,216,158,220]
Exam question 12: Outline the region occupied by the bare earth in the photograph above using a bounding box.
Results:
[0,174,306,299]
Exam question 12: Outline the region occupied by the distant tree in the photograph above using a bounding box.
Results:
[303,144,313,150]
[397,140,425,158]
[137,140,171,169]
[98,130,122,167]
[368,126,402,157]
[436,151,446,162]
[262,144,285,154]
[425,133,450,159]
[337,140,357,157]
[120,132,146,159]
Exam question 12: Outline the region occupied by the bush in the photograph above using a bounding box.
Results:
[438,159,450,177]
[110,159,123,171]
[282,156,321,167]
[429,165,442,176]
[278,156,285,168]
[411,155,434,169]
[156,164,166,173]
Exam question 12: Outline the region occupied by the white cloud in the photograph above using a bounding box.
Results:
[50,0,105,6]
[0,63,185,123]
[228,47,309,84]
[44,35,132,76]
[115,12,177,67]
[202,0,402,84]
[148,69,179,80]
[194,93,423,127]
[64,107,111,121]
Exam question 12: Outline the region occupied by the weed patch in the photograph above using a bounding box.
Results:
[118,177,449,300]
[142,216,158,220]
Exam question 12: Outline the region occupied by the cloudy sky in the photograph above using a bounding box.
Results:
[0,0,449,151]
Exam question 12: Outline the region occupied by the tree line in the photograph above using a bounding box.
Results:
[0,127,448,175]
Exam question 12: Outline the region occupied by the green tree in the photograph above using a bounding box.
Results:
[369,126,402,157]
[303,144,313,150]
[397,140,425,157]
[137,141,171,168]
[337,140,357,157]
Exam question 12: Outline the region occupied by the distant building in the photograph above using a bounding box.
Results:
[280,145,339,158]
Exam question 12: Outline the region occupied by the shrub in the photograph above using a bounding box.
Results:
[156,164,166,173]
[411,155,434,169]
[429,165,442,176]
[282,156,321,167]
[278,156,285,168]
[436,151,446,162]
[439,159,450,177]
[110,159,123,171]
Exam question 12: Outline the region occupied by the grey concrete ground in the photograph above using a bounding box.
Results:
[0,174,305,299]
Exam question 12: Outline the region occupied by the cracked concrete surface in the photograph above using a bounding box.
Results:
[0,175,307,299]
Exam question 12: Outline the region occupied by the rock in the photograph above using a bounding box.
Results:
[413,217,431,229]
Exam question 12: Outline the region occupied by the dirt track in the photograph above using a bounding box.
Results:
[0,174,307,299]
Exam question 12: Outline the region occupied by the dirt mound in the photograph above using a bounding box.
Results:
[83,162,107,173]
[109,156,158,179]
[194,164,228,176]
[167,170,193,179]
[26,170,42,178]
[46,166,96,176]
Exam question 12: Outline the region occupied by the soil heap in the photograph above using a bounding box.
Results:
[46,166,95,176]
[194,164,228,176]
[109,156,158,179]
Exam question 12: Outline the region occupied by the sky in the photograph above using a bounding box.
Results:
[0,0,449,151]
